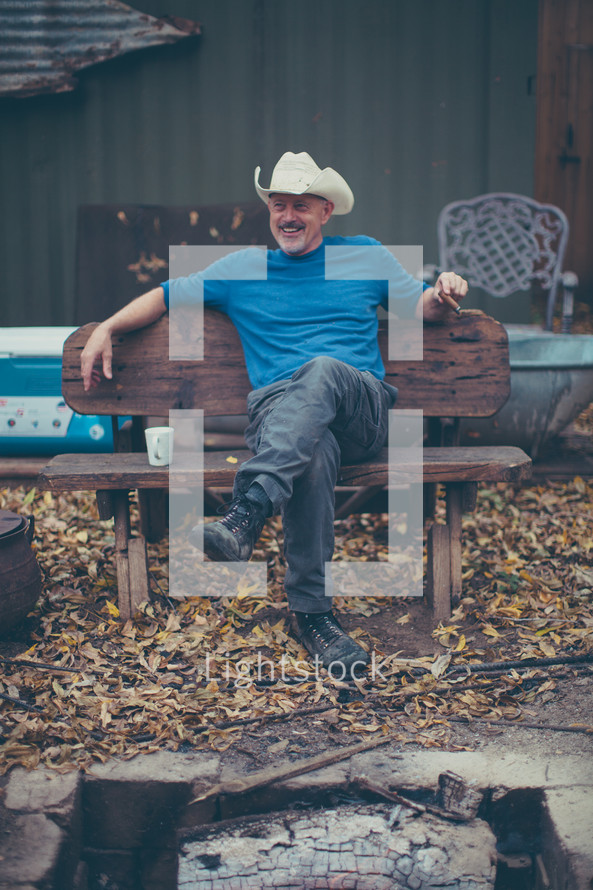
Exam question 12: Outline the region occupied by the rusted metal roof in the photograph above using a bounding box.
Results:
[0,0,201,98]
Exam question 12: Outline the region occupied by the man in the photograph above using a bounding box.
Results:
[81,151,467,675]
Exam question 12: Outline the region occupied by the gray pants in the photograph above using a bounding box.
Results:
[234,356,397,613]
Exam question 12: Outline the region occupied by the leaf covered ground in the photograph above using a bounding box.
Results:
[1,474,592,776]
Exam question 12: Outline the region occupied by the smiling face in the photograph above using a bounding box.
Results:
[268,193,334,256]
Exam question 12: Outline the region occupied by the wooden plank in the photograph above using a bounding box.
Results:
[426,523,451,621]
[115,550,131,621]
[382,314,510,417]
[61,312,251,417]
[127,536,151,613]
[112,490,133,619]
[61,312,511,419]
[112,491,131,550]
[340,446,532,485]
[38,445,532,491]
[446,484,463,605]
[39,453,171,490]
[0,456,50,478]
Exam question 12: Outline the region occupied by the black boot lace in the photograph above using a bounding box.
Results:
[307,613,344,648]
[218,496,262,535]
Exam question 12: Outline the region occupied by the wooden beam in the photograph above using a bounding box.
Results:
[426,523,451,622]
[446,483,463,606]
[127,536,151,614]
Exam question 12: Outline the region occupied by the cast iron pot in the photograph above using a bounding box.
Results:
[0,509,42,634]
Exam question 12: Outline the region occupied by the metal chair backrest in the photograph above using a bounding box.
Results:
[437,193,569,329]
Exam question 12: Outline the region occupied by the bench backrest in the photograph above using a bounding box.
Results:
[62,310,510,419]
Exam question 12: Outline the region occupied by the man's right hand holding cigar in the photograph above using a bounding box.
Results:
[419,271,469,321]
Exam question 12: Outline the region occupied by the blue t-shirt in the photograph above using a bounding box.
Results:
[163,236,424,390]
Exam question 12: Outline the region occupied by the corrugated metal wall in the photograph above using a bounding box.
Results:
[0,0,538,325]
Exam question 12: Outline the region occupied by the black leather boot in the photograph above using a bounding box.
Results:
[191,494,266,561]
[293,610,370,675]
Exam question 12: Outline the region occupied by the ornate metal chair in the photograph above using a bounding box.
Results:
[432,193,578,331]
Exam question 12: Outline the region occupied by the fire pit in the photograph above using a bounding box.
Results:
[178,799,497,889]
[2,750,592,889]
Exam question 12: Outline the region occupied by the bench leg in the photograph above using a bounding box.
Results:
[112,490,152,620]
[428,482,477,620]
[96,490,114,520]
[446,483,463,606]
[138,489,168,543]
[127,536,151,615]
[426,522,451,621]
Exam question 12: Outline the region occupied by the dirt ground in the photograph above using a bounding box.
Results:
[1,430,593,775]
[209,591,593,770]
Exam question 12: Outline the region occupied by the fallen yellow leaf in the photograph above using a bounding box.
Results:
[481,625,501,638]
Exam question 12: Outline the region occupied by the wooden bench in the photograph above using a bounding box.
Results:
[38,310,532,621]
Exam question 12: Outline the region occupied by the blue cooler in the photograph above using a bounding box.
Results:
[0,327,117,455]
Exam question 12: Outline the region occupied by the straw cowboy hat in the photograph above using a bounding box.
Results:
[254,151,354,215]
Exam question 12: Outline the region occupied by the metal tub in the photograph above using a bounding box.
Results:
[460,326,593,457]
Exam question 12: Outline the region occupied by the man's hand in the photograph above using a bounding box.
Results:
[81,324,114,392]
[420,271,468,321]
[435,271,468,305]
[79,287,167,391]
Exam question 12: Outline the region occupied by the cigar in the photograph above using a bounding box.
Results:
[438,290,462,317]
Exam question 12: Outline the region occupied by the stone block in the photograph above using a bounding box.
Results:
[0,813,62,887]
[541,786,593,890]
[5,767,81,827]
[4,766,83,889]
[86,750,220,785]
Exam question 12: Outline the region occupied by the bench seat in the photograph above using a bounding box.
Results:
[40,446,531,490]
[39,444,531,622]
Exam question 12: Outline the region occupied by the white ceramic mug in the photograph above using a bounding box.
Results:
[144,426,174,466]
